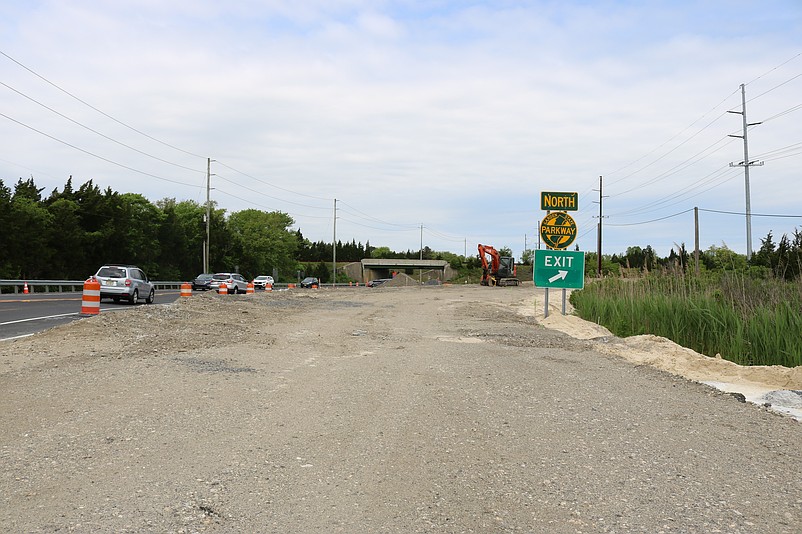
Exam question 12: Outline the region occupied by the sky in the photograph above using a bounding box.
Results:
[1,0,800,261]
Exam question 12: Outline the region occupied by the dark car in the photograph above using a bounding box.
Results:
[192,273,214,291]
[300,277,320,288]
[367,279,392,287]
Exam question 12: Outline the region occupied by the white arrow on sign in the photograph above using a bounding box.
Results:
[548,270,568,283]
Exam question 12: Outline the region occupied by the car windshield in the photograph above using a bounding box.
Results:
[196,274,213,280]
[98,267,126,278]
[255,276,267,280]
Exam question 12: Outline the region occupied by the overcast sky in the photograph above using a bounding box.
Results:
[2,1,800,260]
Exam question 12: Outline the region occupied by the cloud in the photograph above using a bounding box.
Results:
[1,1,800,258]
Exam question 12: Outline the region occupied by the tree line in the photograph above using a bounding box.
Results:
[0,177,375,282]
[3,176,799,283]
[582,231,802,281]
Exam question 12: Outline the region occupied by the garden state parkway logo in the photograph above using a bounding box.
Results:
[540,211,577,250]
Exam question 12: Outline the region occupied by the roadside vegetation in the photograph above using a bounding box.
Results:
[0,177,483,284]
[570,234,802,368]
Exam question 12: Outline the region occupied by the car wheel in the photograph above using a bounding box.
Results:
[146,288,155,304]
[130,289,139,304]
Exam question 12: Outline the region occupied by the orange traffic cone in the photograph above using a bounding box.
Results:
[23,281,29,294]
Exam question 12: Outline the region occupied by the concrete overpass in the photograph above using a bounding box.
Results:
[347,259,454,283]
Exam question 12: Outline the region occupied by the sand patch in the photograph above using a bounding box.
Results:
[512,289,802,420]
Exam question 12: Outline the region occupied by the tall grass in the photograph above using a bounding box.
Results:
[569,273,802,367]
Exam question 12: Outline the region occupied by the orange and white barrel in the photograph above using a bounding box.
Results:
[288,283,296,289]
[265,283,273,292]
[180,282,192,297]
[311,283,318,289]
[218,282,228,295]
[246,282,255,294]
[80,277,101,316]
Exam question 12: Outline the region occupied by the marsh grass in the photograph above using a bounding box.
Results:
[570,273,802,367]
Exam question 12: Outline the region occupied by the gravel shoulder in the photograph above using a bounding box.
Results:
[1,286,800,533]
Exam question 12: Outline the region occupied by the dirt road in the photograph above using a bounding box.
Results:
[1,286,800,533]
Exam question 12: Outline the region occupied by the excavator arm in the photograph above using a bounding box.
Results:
[478,244,519,286]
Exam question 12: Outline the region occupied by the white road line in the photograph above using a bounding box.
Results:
[0,312,78,326]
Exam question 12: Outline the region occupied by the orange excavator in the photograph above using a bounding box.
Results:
[478,244,520,286]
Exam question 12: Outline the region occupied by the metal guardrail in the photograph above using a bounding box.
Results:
[0,279,185,294]
[0,279,431,294]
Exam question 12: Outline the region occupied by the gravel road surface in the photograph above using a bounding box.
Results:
[1,286,800,533]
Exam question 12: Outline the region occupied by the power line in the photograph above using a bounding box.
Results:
[611,135,737,198]
[0,111,201,188]
[214,160,331,202]
[607,208,694,227]
[0,49,206,160]
[1,80,204,175]
[214,173,330,210]
[337,216,420,232]
[609,165,740,218]
[761,103,802,123]
[745,72,802,104]
[699,208,802,219]
[602,88,741,188]
[337,200,419,229]
[745,51,802,86]
[213,187,330,219]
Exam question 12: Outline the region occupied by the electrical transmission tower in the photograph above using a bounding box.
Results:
[728,83,764,260]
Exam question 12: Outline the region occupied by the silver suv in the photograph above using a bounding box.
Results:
[209,273,249,294]
[95,265,155,304]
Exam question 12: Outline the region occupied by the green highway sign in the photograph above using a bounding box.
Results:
[534,249,585,289]
[541,191,578,211]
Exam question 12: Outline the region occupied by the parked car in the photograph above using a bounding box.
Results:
[209,273,249,294]
[300,277,320,288]
[192,273,214,291]
[252,275,274,290]
[367,278,392,287]
[94,264,155,304]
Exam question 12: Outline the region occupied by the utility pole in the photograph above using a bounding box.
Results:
[728,83,763,260]
[205,158,212,274]
[419,224,423,286]
[419,224,423,260]
[524,234,527,262]
[592,176,608,277]
[694,207,700,275]
[332,199,337,288]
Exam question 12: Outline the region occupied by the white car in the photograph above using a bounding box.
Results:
[252,275,275,289]
[209,273,249,294]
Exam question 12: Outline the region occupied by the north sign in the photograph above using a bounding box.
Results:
[534,249,585,289]
[540,211,577,250]
[540,191,578,211]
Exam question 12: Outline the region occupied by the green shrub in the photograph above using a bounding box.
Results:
[570,272,802,367]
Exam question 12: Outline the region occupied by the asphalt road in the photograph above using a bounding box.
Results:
[0,290,181,340]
